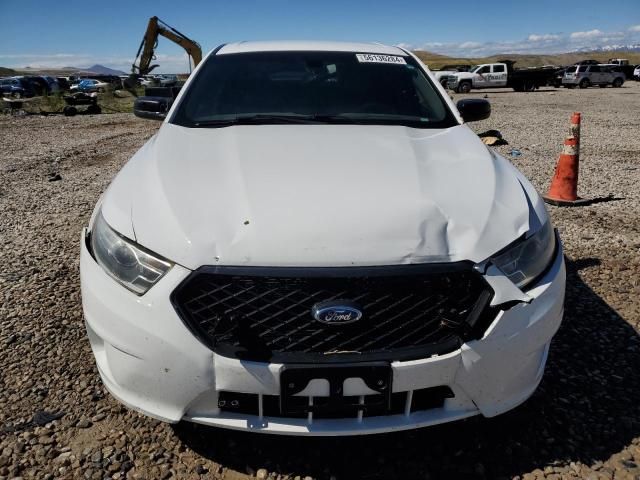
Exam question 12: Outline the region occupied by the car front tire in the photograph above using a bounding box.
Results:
[457,82,471,94]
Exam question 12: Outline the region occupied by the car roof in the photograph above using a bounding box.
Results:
[216,40,409,56]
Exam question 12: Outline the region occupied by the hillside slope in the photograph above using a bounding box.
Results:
[413,50,640,69]
[0,67,17,76]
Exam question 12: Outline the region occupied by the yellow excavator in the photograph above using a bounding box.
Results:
[125,16,202,92]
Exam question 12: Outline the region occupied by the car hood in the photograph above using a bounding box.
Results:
[102,123,545,270]
[451,72,475,80]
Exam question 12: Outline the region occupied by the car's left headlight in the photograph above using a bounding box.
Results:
[89,211,172,295]
[491,221,556,289]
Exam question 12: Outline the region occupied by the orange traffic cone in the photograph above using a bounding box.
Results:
[543,112,589,206]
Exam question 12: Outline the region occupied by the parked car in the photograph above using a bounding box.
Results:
[432,65,471,88]
[447,60,556,92]
[605,58,636,79]
[0,77,36,98]
[562,64,625,88]
[158,74,178,86]
[81,41,565,436]
[574,59,600,66]
[139,75,158,87]
[42,76,60,93]
[551,66,569,88]
[24,76,50,95]
[89,75,123,90]
[56,77,71,91]
[633,65,640,81]
[70,79,110,93]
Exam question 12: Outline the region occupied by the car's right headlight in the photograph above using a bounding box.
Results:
[490,221,556,289]
[90,211,172,295]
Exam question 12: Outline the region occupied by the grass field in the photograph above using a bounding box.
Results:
[5,90,139,115]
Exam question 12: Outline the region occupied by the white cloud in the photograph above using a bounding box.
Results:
[414,35,570,57]
[0,53,79,60]
[458,41,483,49]
[528,34,561,42]
[410,24,640,57]
[4,23,640,70]
[570,29,604,39]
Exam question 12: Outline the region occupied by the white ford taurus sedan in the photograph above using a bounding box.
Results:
[80,41,565,435]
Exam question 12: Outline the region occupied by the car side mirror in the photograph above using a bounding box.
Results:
[133,86,182,121]
[456,99,491,122]
[133,96,172,121]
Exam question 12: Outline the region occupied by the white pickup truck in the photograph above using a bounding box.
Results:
[432,64,472,88]
[447,61,556,93]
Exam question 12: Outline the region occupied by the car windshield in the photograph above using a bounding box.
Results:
[172,51,457,129]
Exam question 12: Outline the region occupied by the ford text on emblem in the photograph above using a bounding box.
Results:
[311,300,363,325]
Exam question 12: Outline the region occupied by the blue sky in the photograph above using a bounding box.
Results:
[2,0,639,72]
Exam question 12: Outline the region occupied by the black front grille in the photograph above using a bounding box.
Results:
[171,264,493,363]
[216,386,455,419]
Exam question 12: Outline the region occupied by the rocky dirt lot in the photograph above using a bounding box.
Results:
[1,82,639,480]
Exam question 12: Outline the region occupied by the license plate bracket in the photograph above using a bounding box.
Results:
[280,362,392,416]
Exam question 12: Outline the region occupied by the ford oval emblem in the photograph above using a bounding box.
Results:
[312,300,363,325]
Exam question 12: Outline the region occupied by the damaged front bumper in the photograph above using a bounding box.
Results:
[80,229,565,435]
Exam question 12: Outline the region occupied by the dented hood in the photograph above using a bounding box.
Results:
[102,123,538,270]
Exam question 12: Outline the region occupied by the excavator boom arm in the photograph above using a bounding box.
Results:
[132,16,202,76]
[157,27,203,68]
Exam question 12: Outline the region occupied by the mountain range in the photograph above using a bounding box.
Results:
[571,44,640,53]
[84,64,127,75]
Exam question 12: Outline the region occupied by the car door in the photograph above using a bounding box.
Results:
[490,64,508,87]
[474,65,491,87]
[588,65,602,84]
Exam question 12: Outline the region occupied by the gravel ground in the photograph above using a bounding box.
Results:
[1,82,639,480]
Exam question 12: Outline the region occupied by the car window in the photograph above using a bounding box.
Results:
[492,65,505,73]
[589,66,600,72]
[477,66,491,74]
[578,66,588,73]
[172,51,458,129]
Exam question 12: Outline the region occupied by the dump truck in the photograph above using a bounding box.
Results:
[447,60,557,93]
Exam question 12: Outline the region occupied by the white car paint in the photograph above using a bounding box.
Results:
[102,123,535,270]
[447,63,509,91]
[81,40,565,435]
[217,40,409,56]
[432,69,461,86]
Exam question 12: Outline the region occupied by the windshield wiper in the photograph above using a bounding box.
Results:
[315,113,429,126]
[310,114,361,124]
[192,113,427,128]
[192,119,237,128]
[193,114,321,128]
